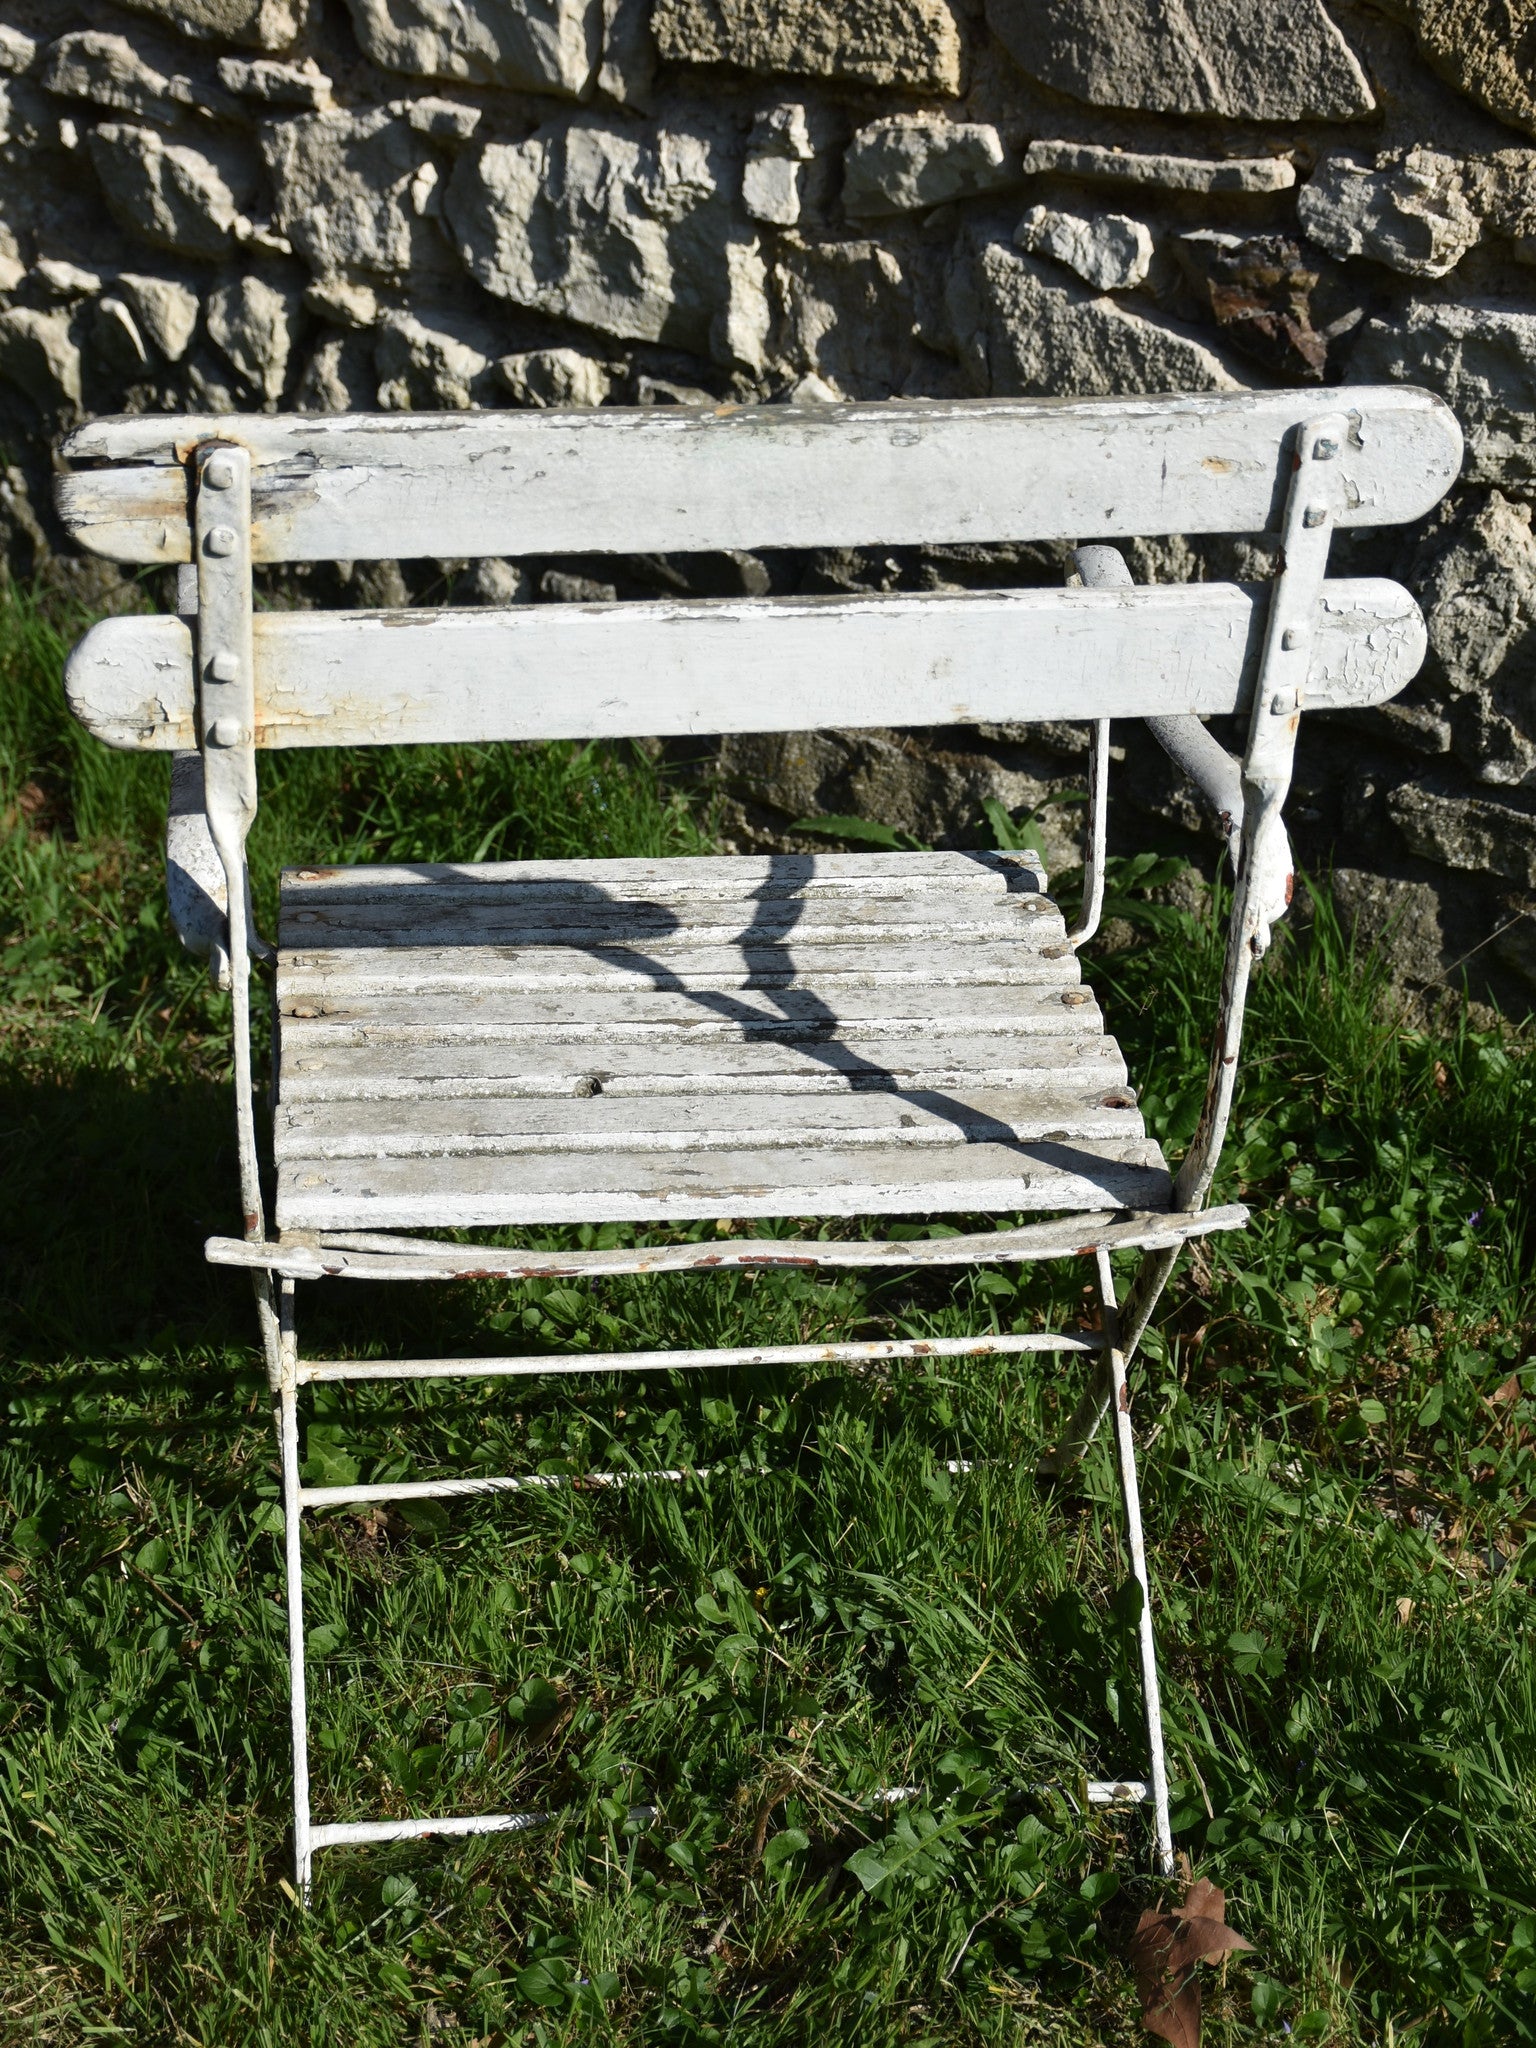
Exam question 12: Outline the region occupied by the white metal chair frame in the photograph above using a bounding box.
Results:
[58,390,1459,1894]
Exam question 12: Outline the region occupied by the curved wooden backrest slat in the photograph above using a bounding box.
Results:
[56,388,1462,566]
[65,577,1426,752]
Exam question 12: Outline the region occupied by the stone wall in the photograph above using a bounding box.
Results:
[3,0,1536,1005]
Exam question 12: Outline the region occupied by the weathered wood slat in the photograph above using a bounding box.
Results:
[210,1203,1249,1281]
[278,894,1066,946]
[283,849,1045,899]
[64,578,1425,753]
[277,1033,1128,1100]
[277,946,1078,998]
[56,389,1461,564]
[274,1083,1148,1161]
[275,1135,1172,1230]
[277,982,1106,1042]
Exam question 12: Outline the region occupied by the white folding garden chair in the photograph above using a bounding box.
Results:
[57,387,1459,1891]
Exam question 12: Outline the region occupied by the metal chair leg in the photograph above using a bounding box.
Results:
[274,1281,314,1898]
[1037,1240,1182,1477]
[1096,1248,1175,1876]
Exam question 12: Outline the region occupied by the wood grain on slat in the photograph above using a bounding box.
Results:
[275,1085,1148,1161]
[278,950,1078,1001]
[56,389,1461,564]
[277,980,1106,1043]
[282,849,1045,899]
[64,578,1424,753]
[277,894,1064,947]
[277,1034,1128,1101]
[275,1137,1172,1230]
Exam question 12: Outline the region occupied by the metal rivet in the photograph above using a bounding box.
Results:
[1302,503,1327,529]
[1061,989,1089,1007]
[203,456,237,490]
[209,715,245,747]
[204,525,237,557]
[208,650,240,682]
[1312,435,1339,461]
[1270,690,1297,716]
[1281,626,1301,651]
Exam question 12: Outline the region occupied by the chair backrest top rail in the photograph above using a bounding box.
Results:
[66,575,1424,754]
[56,388,1462,567]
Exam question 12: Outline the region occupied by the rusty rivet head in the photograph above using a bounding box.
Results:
[1062,988,1089,1007]
[204,525,237,557]
[1312,434,1339,461]
[203,455,237,490]
[208,650,239,682]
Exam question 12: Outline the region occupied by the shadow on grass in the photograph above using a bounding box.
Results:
[0,1063,538,1374]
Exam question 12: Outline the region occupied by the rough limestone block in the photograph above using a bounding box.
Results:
[1389,776,1536,886]
[0,226,23,293]
[112,0,308,53]
[1416,490,1536,784]
[374,307,494,408]
[948,237,1245,398]
[743,156,800,225]
[87,123,242,259]
[1330,868,1453,987]
[498,346,613,405]
[743,104,812,224]
[403,95,483,142]
[1019,139,1295,193]
[262,109,449,278]
[597,0,656,107]
[1464,150,1536,252]
[1299,150,1479,278]
[304,279,379,327]
[118,273,201,360]
[217,56,333,106]
[0,306,83,412]
[1394,0,1536,142]
[34,259,105,300]
[343,0,601,98]
[774,238,916,398]
[1015,204,1152,292]
[985,0,1373,121]
[446,116,766,366]
[843,115,1010,218]
[1351,297,1536,489]
[652,0,964,94]
[206,274,299,400]
[0,26,37,73]
[41,32,186,123]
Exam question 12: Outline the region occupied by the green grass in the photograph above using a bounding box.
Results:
[2,577,1534,2047]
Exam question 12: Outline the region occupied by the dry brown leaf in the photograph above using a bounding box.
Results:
[1129,1877,1255,2047]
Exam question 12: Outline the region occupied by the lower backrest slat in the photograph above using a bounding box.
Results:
[65,577,1424,753]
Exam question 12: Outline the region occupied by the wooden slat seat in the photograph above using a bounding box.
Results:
[274,850,1170,1232]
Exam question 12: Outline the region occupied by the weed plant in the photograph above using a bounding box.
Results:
[1,580,1533,2045]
